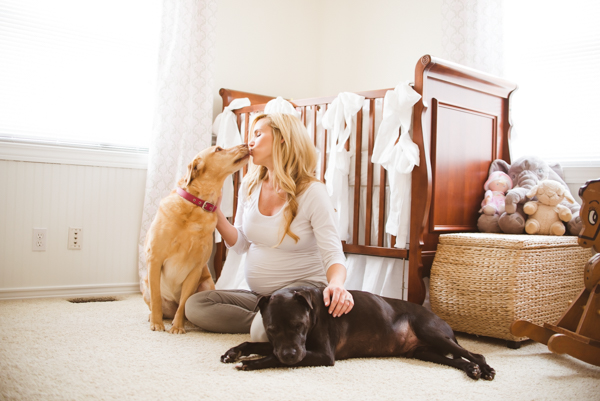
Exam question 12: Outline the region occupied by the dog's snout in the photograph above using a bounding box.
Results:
[280,348,299,364]
[283,349,297,358]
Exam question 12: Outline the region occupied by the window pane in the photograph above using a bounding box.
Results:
[503,0,600,164]
[0,0,161,151]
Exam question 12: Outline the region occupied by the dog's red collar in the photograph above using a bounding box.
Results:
[176,188,217,212]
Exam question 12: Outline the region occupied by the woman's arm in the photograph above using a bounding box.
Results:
[303,183,354,317]
[216,183,251,254]
[215,203,238,247]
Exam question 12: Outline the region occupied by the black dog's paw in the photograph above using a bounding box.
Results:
[235,362,249,371]
[235,361,260,371]
[465,362,482,380]
[221,348,242,364]
[480,364,496,381]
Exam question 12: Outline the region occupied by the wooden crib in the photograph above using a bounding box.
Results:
[214,55,517,305]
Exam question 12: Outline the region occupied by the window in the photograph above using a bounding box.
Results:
[503,0,600,165]
[0,0,161,152]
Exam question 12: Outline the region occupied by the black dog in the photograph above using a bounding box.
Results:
[221,286,495,380]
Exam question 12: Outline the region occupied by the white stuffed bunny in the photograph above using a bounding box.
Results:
[523,180,575,236]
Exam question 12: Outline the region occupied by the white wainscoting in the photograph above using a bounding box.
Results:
[564,166,600,204]
[0,151,147,300]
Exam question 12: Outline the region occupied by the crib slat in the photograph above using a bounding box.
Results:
[365,99,375,246]
[244,112,250,142]
[377,96,387,248]
[233,113,250,222]
[352,109,363,245]
[389,125,403,249]
[321,104,328,182]
[312,106,318,147]
[233,171,240,221]
[378,165,386,247]
[243,113,250,175]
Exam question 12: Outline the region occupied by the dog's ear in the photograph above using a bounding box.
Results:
[293,290,314,310]
[257,295,270,312]
[183,157,205,187]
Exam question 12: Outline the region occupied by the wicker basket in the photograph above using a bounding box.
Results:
[429,233,592,341]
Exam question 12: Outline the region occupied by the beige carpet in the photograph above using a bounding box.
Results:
[1,294,599,401]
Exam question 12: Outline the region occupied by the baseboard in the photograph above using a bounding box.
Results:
[563,165,600,185]
[0,283,141,300]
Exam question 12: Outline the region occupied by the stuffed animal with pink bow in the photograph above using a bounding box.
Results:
[480,171,513,216]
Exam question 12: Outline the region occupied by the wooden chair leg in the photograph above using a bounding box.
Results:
[577,284,600,341]
[511,320,556,346]
[548,334,600,367]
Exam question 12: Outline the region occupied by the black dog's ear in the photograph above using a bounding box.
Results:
[257,295,270,312]
[293,291,313,310]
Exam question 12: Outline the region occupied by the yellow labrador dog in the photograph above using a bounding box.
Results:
[143,144,249,334]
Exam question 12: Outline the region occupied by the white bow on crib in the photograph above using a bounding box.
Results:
[212,98,251,244]
[372,82,421,247]
[322,92,365,241]
[264,96,301,118]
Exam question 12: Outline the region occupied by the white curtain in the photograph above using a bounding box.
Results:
[441,0,504,76]
[137,0,217,287]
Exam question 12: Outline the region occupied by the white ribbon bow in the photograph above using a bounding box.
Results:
[322,92,365,241]
[264,96,301,118]
[372,82,421,247]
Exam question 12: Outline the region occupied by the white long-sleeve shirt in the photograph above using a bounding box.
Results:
[227,180,346,295]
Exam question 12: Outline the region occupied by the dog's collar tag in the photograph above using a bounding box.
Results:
[176,188,217,212]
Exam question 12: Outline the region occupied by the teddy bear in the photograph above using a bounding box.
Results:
[477,156,582,235]
[480,171,513,216]
[523,179,575,236]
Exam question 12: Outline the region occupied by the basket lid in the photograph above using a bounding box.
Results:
[438,233,581,250]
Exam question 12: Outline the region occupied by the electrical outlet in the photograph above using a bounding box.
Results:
[68,227,82,250]
[32,228,47,251]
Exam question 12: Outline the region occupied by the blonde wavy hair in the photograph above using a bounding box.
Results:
[244,113,318,246]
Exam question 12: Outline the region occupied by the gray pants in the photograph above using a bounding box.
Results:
[185,281,322,334]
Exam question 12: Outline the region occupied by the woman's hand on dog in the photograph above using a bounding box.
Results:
[323,264,354,317]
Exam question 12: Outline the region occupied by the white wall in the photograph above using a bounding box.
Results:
[213,0,443,112]
[213,0,322,115]
[317,0,443,95]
